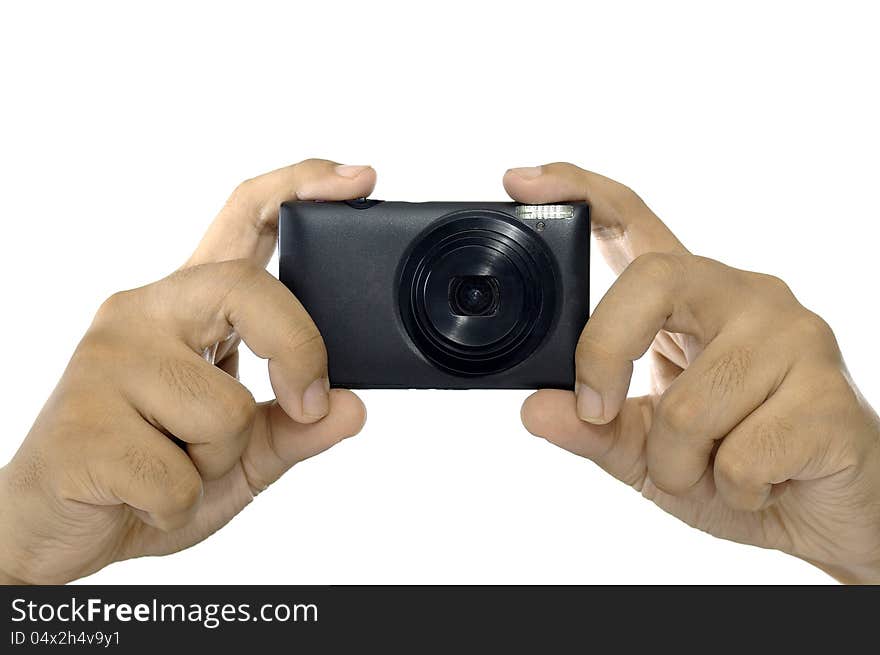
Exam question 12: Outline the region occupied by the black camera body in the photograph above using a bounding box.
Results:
[279,200,590,389]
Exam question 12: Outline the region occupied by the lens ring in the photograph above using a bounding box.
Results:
[398,210,558,376]
[414,236,535,353]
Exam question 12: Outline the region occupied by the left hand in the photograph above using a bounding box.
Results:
[0,159,376,583]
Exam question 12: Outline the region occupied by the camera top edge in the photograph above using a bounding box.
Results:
[278,199,590,225]
[279,199,590,208]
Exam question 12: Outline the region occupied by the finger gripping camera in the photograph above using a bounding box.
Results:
[279,200,589,389]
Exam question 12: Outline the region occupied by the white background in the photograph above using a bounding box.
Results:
[1,1,878,584]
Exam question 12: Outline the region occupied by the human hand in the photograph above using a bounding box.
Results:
[505,163,880,583]
[0,159,376,584]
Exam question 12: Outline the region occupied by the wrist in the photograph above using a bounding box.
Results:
[0,568,25,585]
[807,557,880,585]
[832,564,880,585]
[0,466,29,585]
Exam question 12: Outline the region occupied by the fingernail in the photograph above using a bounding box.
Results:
[576,384,605,424]
[335,164,371,178]
[302,377,330,419]
[508,166,543,180]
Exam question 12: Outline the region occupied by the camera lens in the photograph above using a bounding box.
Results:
[449,276,500,317]
[398,210,559,376]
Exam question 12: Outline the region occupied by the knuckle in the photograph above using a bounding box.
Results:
[792,310,837,346]
[283,320,326,359]
[575,331,615,363]
[93,290,137,326]
[609,180,643,206]
[820,373,861,419]
[716,419,792,491]
[643,457,691,496]
[543,161,579,175]
[604,179,653,227]
[743,271,801,312]
[628,251,685,282]
[751,272,794,298]
[656,391,708,434]
[701,347,753,398]
[224,178,277,234]
[570,164,643,205]
[164,468,203,514]
[714,448,757,490]
[223,386,258,435]
[226,177,259,212]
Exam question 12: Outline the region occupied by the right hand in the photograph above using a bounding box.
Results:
[0,159,376,584]
[506,162,880,583]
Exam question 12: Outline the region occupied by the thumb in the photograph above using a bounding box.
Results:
[243,390,367,493]
[502,162,687,273]
[187,158,377,268]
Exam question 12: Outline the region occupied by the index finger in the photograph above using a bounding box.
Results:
[187,158,377,268]
[154,259,333,423]
[575,253,742,424]
[502,162,687,273]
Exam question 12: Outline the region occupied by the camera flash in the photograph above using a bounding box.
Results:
[515,205,575,220]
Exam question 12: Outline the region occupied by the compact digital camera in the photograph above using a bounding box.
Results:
[279,200,590,389]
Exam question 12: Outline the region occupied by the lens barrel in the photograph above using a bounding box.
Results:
[398,210,558,376]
